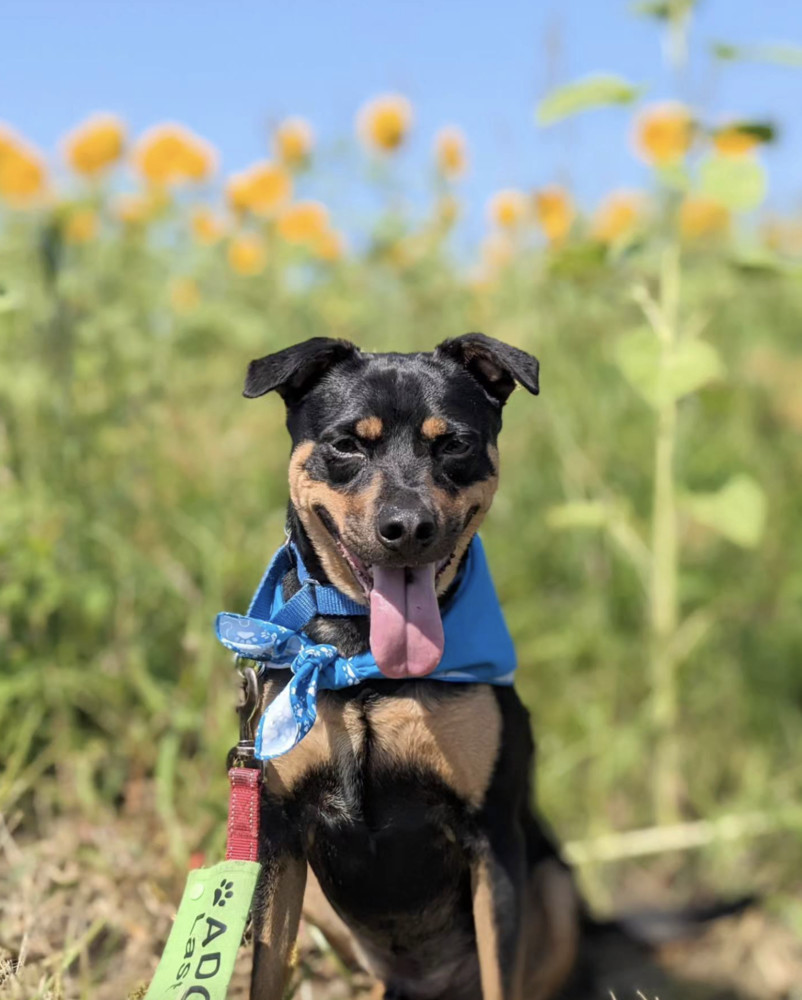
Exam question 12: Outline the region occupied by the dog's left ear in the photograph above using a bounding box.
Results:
[435,332,539,404]
[243,337,359,403]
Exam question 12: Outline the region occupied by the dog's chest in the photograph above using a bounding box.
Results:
[262,681,503,812]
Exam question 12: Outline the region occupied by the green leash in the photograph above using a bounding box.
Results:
[144,667,263,1000]
[144,859,261,1000]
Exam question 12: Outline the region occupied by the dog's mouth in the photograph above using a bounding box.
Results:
[315,507,454,680]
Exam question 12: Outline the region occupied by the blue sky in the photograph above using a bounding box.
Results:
[2,0,801,240]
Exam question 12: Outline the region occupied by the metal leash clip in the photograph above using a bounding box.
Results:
[229,657,261,768]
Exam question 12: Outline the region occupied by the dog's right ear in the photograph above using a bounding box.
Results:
[435,332,539,405]
[243,337,359,403]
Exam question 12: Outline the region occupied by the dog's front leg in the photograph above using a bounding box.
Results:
[470,825,528,1000]
[250,849,307,999]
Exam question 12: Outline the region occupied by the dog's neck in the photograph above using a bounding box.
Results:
[282,505,372,657]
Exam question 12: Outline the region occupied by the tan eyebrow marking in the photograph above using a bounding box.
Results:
[421,416,448,440]
[355,416,383,441]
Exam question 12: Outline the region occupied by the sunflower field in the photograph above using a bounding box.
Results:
[1,8,802,998]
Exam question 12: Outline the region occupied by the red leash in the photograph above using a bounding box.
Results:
[225,767,261,861]
[225,663,262,862]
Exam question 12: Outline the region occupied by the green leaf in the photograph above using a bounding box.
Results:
[536,75,644,126]
[681,475,767,548]
[711,41,802,67]
[728,247,802,277]
[547,501,610,530]
[632,0,672,17]
[713,121,777,144]
[699,155,767,212]
[547,240,607,278]
[632,0,697,20]
[711,43,739,61]
[614,329,724,407]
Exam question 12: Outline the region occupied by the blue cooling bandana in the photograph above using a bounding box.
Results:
[216,536,516,761]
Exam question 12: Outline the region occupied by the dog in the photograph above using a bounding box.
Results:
[232,334,744,1000]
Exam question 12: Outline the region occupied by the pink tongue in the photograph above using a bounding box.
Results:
[369,563,445,678]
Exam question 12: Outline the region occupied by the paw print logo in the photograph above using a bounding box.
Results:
[213,879,234,907]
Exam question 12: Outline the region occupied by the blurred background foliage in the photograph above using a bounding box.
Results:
[1,0,802,952]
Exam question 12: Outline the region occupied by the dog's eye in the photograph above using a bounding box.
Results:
[329,436,363,457]
[438,436,473,459]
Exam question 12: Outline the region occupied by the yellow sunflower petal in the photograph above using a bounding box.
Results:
[633,102,694,165]
[227,162,292,217]
[64,207,98,244]
[133,123,217,187]
[533,185,575,244]
[228,233,267,275]
[0,125,47,206]
[713,126,761,158]
[191,206,226,245]
[592,190,643,244]
[357,94,413,153]
[679,196,730,240]
[434,126,468,180]
[274,117,314,168]
[64,114,125,176]
[486,189,528,230]
[277,200,330,244]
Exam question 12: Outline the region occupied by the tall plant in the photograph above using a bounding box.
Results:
[536,15,771,824]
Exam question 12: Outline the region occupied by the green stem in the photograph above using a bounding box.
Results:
[650,243,681,825]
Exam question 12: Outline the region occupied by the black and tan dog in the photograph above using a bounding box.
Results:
[236,335,736,1000]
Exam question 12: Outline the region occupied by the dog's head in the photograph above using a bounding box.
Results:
[244,334,539,679]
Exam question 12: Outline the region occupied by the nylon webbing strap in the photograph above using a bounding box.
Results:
[225,767,260,863]
[270,585,319,629]
[248,543,368,629]
[269,581,366,628]
[315,586,366,617]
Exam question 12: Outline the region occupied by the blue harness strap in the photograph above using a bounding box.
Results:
[247,543,367,628]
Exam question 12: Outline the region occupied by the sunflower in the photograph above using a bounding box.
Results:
[228,233,267,275]
[310,228,345,262]
[64,114,125,176]
[592,191,642,244]
[0,126,47,206]
[486,189,528,231]
[114,193,154,226]
[533,186,574,245]
[191,206,225,245]
[678,197,730,240]
[434,126,468,180]
[712,125,762,158]
[226,162,292,217]
[633,102,694,165]
[64,207,98,244]
[133,123,216,187]
[274,117,314,168]
[276,201,330,244]
[357,94,413,153]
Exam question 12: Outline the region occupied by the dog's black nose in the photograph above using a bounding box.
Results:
[377,504,437,556]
